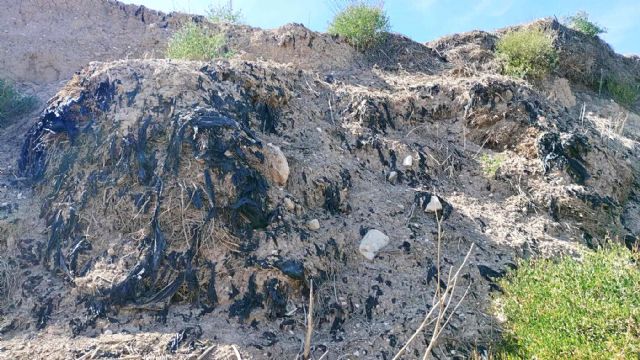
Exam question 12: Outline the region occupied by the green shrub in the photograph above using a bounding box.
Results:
[0,79,37,127]
[327,1,390,51]
[207,2,243,24]
[479,153,504,178]
[166,22,230,61]
[566,11,606,37]
[496,246,640,359]
[604,77,640,108]
[496,28,557,80]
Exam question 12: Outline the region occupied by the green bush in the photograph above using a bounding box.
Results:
[496,28,557,80]
[496,246,640,359]
[166,22,230,61]
[0,79,37,127]
[566,11,606,37]
[327,1,390,51]
[207,2,242,24]
[604,77,640,108]
[479,153,504,178]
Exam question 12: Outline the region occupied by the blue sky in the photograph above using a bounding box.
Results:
[128,0,640,54]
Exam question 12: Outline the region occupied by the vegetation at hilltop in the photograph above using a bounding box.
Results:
[496,27,557,80]
[565,11,606,37]
[207,1,243,24]
[328,1,390,51]
[166,22,231,61]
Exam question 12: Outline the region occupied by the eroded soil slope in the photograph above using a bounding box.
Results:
[1,3,639,359]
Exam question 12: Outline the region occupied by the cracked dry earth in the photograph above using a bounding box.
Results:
[0,3,640,360]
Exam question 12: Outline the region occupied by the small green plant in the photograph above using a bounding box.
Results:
[496,246,640,359]
[0,79,37,127]
[327,1,390,51]
[166,22,230,61]
[565,11,606,37]
[604,77,640,108]
[496,28,557,80]
[207,1,243,24]
[480,153,504,177]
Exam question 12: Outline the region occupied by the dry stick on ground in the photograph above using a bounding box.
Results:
[391,212,475,360]
[303,279,314,360]
[231,345,242,360]
[196,344,217,360]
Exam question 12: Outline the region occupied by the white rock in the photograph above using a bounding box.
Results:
[359,229,390,260]
[283,197,295,211]
[402,155,413,167]
[264,143,289,186]
[387,171,398,183]
[307,219,320,231]
[425,196,442,212]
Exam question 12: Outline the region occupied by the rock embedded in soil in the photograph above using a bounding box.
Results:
[306,219,320,231]
[387,171,398,183]
[359,229,390,260]
[402,155,413,167]
[283,197,295,211]
[425,196,443,213]
[263,143,289,186]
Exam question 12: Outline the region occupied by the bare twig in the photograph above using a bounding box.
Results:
[318,350,330,360]
[197,345,217,360]
[303,279,314,360]
[328,95,336,126]
[232,345,242,360]
[392,210,475,360]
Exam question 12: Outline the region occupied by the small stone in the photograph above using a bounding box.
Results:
[306,219,320,231]
[402,155,413,167]
[387,171,398,183]
[425,196,442,212]
[107,248,116,257]
[283,197,295,211]
[264,143,289,186]
[504,89,514,101]
[104,329,113,335]
[359,229,390,260]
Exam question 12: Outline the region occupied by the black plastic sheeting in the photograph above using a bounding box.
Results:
[166,326,203,353]
[18,73,293,334]
[538,132,591,184]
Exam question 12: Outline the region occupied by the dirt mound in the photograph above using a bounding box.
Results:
[429,19,640,111]
[0,0,189,99]
[536,19,640,94]
[427,30,498,70]
[1,0,446,102]
[3,51,637,358]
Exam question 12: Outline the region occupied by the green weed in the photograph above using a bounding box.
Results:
[327,1,390,51]
[207,2,243,24]
[166,22,230,61]
[496,246,640,359]
[565,11,606,37]
[496,28,557,81]
[480,153,504,178]
[0,79,37,127]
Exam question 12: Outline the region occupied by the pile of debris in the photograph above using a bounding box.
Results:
[1,7,639,359]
